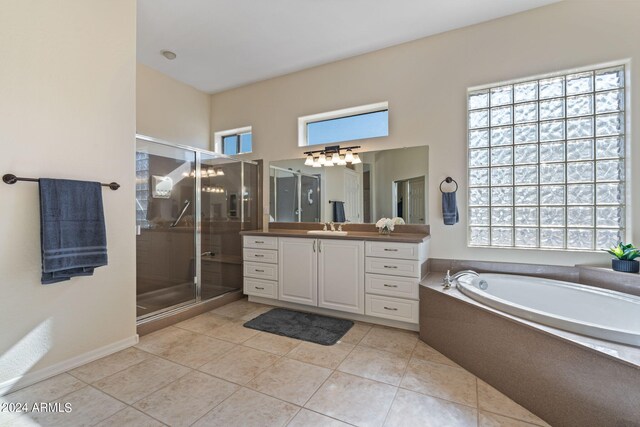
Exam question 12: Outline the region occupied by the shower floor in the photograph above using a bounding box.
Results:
[136,282,239,318]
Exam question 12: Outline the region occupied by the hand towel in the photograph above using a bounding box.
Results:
[332,201,346,222]
[39,178,108,284]
[442,191,459,225]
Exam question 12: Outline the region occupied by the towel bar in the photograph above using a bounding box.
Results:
[2,174,120,190]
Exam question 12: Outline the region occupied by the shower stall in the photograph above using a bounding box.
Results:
[135,135,260,320]
[269,166,321,222]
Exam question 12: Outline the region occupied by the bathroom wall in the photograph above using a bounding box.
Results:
[210,0,640,266]
[0,0,137,390]
[137,63,211,149]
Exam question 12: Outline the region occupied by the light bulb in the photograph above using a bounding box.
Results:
[331,153,340,164]
[352,153,362,164]
[304,154,314,166]
[207,168,214,176]
[216,169,225,176]
[337,155,347,166]
[312,157,321,168]
[318,153,326,165]
[324,160,334,167]
[345,149,354,163]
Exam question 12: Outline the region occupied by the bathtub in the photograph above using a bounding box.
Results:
[455,273,640,347]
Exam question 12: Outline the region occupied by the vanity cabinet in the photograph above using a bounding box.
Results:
[242,234,428,327]
[278,238,318,306]
[318,239,364,314]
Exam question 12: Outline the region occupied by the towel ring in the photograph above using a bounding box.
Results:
[439,177,458,193]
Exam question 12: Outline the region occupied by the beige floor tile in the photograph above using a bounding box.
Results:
[27,386,125,427]
[384,388,477,427]
[247,358,331,406]
[136,326,236,367]
[95,407,164,427]
[242,332,301,355]
[400,358,477,407]
[134,371,239,427]
[479,411,543,427]
[338,346,409,386]
[174,311,230,334]
[286,341,354,369]
[0,373,86,426]
[240,305,273,321]
[477,380,549,426]
[69,347,150,383]
[359,326,418,358]
[206,319,261,343]
[287,408,352,427]
[199,345,280,385]
[192,387,299,427]
[411,340,459,367]
[339,321,372,345]
[211,299,269,319]
[305,371,397,427]
[93,356,191,404]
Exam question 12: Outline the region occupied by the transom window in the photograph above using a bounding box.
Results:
[298,102,388,147]
[467,63,627,250]
[214,126,252,155]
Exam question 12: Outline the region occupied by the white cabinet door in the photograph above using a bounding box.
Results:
[278,237,317,306]
[318,239,364,314]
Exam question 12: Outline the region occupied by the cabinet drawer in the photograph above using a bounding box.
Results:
[244,278,277,299]
[365,294,419,323]
[243,248,278,264]
[243,236,278,250]
[244,261,278,281]
[365,273,418,300]
[365,257,421,279]
[366,241,419,260]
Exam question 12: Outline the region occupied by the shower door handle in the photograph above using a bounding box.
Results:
[313,240,316,252]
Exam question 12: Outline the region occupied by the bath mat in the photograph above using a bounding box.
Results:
[243,308,353,346]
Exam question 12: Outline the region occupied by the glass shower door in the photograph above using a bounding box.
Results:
[135,139,197,318]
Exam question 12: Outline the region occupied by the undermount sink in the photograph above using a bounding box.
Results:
[306,230,348,236]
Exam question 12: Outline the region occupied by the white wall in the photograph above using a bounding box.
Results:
[0,0,137,390]
[137,63,211,149]
[211,0,640,266]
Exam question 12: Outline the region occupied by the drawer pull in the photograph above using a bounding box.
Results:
[383,284,398,288]
[254,254,264,258]
[255,240,264,244]
[255,269,265,272]
[384,248,398,252]
[383,306,398,311]
[384,265,398,269]
[255,286,265,290]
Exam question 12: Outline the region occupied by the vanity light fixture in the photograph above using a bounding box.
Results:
[303,145,362,168]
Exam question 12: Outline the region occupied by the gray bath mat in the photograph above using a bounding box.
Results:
[243,308,353,346]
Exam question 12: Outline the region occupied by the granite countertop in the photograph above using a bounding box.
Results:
[420,272,640,370]
[239,229,430,243]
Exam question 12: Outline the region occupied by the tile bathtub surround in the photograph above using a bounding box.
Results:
[419,284,640,426]
[3,297,548,427]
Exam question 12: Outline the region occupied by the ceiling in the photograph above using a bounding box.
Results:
[137,0,560,94]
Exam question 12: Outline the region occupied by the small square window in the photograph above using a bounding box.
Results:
[214,127,252,155]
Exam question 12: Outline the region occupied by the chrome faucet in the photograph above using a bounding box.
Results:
[323,221,335,231]
[442,269,479,289]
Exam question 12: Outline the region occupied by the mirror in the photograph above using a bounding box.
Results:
[270,146,428,224]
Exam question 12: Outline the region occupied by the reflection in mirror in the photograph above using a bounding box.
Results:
[270,146,428,224]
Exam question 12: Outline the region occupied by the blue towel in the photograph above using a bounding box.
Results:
[332,201,346,222]
[39,179,108,284]
[442,191,459,225]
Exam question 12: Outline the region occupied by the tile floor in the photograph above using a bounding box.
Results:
[1,299,550,427]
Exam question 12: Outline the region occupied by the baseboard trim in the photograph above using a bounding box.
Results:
[0,334,139,396]
[248,296,419,332]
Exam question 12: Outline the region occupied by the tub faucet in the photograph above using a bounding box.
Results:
[443,269,479,289]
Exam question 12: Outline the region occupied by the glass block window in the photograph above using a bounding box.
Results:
[468,64,626,250]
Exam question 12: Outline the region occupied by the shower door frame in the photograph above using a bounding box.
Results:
[270,165,321,222]
[136,134,259,323]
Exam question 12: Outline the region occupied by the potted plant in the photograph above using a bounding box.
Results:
[604,242,640,273]
[375,217,405,235]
